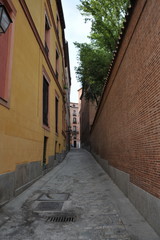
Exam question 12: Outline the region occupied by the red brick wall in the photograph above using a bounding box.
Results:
[80,96,97,148]
[80,97,90,148]
[90,0,160,198]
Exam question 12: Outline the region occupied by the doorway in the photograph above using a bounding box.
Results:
[54,140,57,160]
[74,141,77,148]
[43,136,48,167]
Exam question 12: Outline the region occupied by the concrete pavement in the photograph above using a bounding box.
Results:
[0,149,159,240]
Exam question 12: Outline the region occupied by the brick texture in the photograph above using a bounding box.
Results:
[90,0,160,198]
[80,96,96,149]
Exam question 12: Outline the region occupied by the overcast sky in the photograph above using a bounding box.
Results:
[61,0,91,103]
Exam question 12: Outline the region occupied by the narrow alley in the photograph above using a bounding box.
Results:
[0,149,159,240]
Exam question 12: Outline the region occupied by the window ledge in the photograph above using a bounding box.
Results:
[43,124,50,132]
[0,98,10,109]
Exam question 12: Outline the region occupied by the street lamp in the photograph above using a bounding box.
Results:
[0,4,12,33]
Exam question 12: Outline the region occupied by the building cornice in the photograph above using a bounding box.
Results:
[56,0,65,29]
[46,0,63,56]
[0,0,17,17]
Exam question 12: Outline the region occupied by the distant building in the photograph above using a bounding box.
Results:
[70,102,80,148]
[78,89,96,150]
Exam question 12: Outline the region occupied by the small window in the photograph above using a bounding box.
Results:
[73,110,76,116]
[56,14,59,35]
[73,117,77,123]
[56,49,59,79]
[45,14,50,56]
[73,126,76,131]
[43,76,49,126]
[45,15,50,30]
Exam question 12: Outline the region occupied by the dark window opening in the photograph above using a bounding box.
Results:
[56,14,59,35]
[45,15,50,56]
[43,136,48,166]
[73,117,77,124]
[45,41,49,56]
[73,110,76,116]
[43,77,49,126]
[45,16,50,30]
[56,49,59,79]
[74,141,77,148]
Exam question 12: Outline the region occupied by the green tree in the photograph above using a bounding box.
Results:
[75,0,130,104]
[75,43,112,105]
[78,0,130,51]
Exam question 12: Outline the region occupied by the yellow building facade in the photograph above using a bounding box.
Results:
[0,0,71,205]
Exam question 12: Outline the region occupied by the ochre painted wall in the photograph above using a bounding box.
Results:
[0,0,66,174]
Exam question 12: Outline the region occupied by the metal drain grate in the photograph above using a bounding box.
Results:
[34,201,63,212]
[46,214,76,223]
